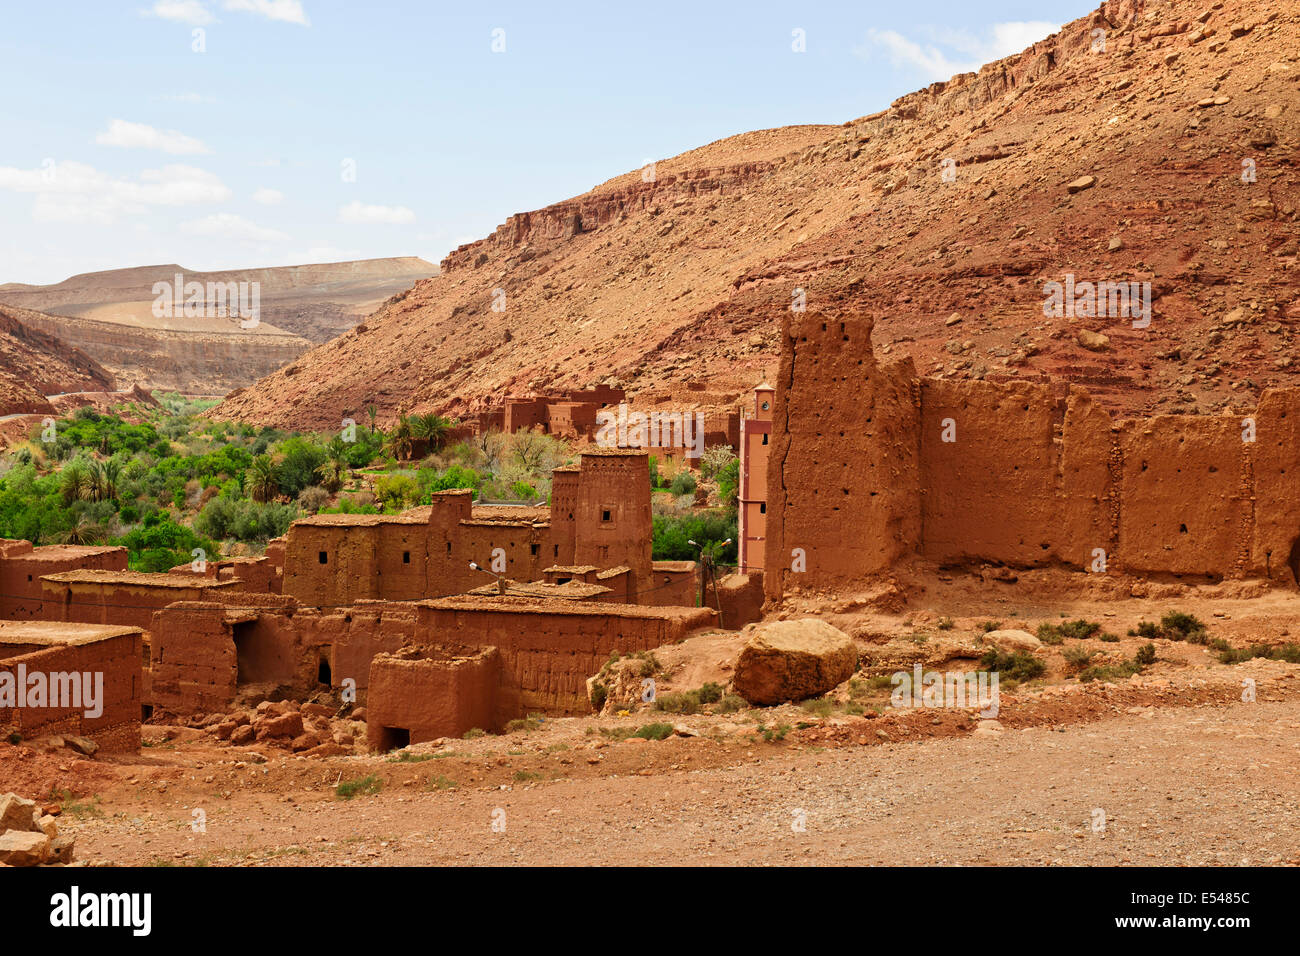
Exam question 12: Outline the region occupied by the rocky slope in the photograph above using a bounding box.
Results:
[0,304,115,416]
[214,0,1297,429]
[0,258,436,394]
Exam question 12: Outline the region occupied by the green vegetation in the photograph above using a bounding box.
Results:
[633,722,675,741]
[653,682,725,715]
[1079,643,1157,682]
[978,649,1046,682]
[1216,643,1300,665]
[1036,619,1102,645]
[335,774,383,799]
[652,510,737,563]
[1130,612,1211,644]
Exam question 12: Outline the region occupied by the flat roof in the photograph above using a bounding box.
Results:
[24,544,127,561]
[542,565,598,575]
[418,594,709,621]
[40,570,239,589]
[0,620,142,648]
[467,579,611,600]
[652,560,697,573]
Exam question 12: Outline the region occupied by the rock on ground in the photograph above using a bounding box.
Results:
[733,619,857,705]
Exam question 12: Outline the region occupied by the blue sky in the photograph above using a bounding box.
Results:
[0,0,1091,284]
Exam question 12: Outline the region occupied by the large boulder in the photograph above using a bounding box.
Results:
[982,629,1042,653]
[733,619,857,705]
[0,793,38,834]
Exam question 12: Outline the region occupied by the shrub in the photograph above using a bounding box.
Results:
[699,445,736,480]
[1062,646,1098,670]
[669,471,697,496]
[298,485,330,513]
[978,649,1046,682]
[634,722,674,741]
[335,774,382,799]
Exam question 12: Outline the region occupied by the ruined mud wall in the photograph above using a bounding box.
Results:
[150,599,418,715]
[416,598,714,718]
[766,311,1300,596]
[0,630,141,752]
[764,314,920,603]
[367,645,500,746]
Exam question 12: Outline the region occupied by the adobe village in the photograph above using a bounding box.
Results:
[2,0,1300,866]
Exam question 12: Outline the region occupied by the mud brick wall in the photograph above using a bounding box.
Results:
[764,313,920,603]
[367,645,500,746]
[150,599,419,715]
[573,452,653,589]
[0,542,129,619]
[40,578,239,631]
[765,311,1300,596]
[0,630,141,752]
[415,598,715,718]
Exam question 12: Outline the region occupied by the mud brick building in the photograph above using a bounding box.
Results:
[0,620,143,752]
[0,540,128,619]
[738,383,774,575]
[502,385,625,438]
[763,312,1300,601]
[282,448,662,605]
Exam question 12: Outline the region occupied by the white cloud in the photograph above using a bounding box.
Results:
[0,161,231,224]
[860,21,1060,84]
[144,1,215,25]
[180,213,289,241]
[252,187,284,205]
[339,200,415,224]
[95,118,210,155]
[223,0,309,26]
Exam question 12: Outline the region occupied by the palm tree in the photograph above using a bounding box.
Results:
[59,514,105,546]
[411,413,456,453]
[59,463,92,505]
[316,438,350,493]
[248,455,279,503]
[366,404,378,435]
[384,412,414,461]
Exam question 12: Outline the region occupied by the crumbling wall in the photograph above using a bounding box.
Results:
[0,627,141,752]
[764,313,920,603]
[919,378,1061,565]
[416,597,714,718]
[150,598,419,715]
[765,310,1300,595]
[1117,414,1248,577]
[366,644,500,747]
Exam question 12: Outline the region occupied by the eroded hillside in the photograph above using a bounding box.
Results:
[0,304,115,416]
[215,0,1298,429]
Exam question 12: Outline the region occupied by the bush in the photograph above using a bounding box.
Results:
[978,649,1046,682]
[669,471,697,496]
[1039,619,1101,644]
[634,722,674,741]
[298,486,330,513]
[699,445,736,481]
[652,510,737,563]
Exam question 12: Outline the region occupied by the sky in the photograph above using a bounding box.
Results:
[0,0,1092,285]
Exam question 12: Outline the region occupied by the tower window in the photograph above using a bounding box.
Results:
[403,551,410,564]
[762,434,769,445]
[601,508,612,523]
[318,551,328,564]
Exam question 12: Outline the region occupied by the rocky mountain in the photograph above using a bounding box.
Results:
[0,304,115,416]
[214,0,1297,429]
[0,257,437,394]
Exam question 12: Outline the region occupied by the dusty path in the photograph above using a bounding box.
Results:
[70,698,1300,867]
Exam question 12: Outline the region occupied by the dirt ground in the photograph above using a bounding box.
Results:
[9,581,1300,867]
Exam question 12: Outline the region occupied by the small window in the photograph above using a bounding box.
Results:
[554,544,559,557]
[530,543,539,556]
[318,551,328,565]
[761,434,769,445]
[26,574,32,582]
[403,551,411,564]
[557,576,571,585]
[447,541,452,554]
[759,502,767,514]
[602,509,612,522]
